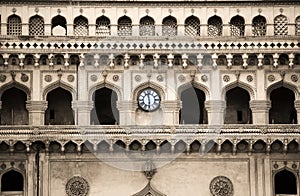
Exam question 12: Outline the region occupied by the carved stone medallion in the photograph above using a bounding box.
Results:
[247,75,253,82]
[268,74,275,82]
[67,75,75,82]
[21,74,29,82]
[201,75,208,82]
[156,75,164,82]
[135,75,142,82]
[66,176,89,196]
[0,74,6,82]
[223,75,230,82]
[90,74,98,82]
[209,176,233,196]
[113,75,119,81]
[178,74,186,82]
[44,75,52,82]
[291,74,298,82]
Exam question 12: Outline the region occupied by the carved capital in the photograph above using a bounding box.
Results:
[205,100,226,112]
[160,100,182,111]
[294,100,300,110]
[116,100,136,111]
[249,100,271,112]
[71,101,93,111]
[26,101,48,112]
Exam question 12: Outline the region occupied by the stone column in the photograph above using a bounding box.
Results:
[26,101,48,126]
[223,24,231,36]
[294,100,300,125]
[111,25,118,36]
[244,24,252,36]
[161,100,181,125]
[205,100,226,125]
[117,100,136,125]
[249,100,271,124]
[72,101,93,126]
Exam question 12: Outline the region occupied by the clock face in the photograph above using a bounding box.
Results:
[138,88,161,112]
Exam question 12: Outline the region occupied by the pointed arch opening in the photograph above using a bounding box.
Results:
[274,14,288,36]
[140,16,155,36]
[252,15,266,36]
[295,16,300,36]
[51,15,67,35]
[208,15,222,36]
[162,16,177,36]
[269,87,297,124]
[179,86,207,124]
[274,169,297,195]
[45,87,74,125]
[7,15,22,35]
[91,87,119,125]
[29,15,44,36]
[96,16,110,36]
[224,87,252,124]
[74,15,89,36]
[185,15,200,36]
[1,170,24,193]
[230,15,245,37]
[118,16,132,36]
[0,87,28,125]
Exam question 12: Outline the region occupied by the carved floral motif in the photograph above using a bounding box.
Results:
[66,176,89,196]
[209,176,233,196]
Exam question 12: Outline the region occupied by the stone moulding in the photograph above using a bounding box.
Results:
[132,181,166,196]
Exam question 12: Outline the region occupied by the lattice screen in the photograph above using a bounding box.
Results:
[96,16,111,36]
[295,16,300,36]
[140,16,155,36]
[7,15,22,35]
[29,15,44,36]
[74,16,89,36]
[118,16,132,36]
[208,16,222,37]
[274,15,288,36]
[230,16,245,37]
[252,16,266,36]
[185,16,200,36]
[162,16,177,36]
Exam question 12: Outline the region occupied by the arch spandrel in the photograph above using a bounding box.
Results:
[222,81,256,101]
[88,81,122,102]
[132,82,166,101]
[42,80,76,101]
[177,81,210,101]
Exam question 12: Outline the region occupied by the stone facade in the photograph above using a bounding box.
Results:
[0,0,300,196]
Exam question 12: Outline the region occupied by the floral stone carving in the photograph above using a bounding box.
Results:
[209,176,233,196]
[66,176,89,196]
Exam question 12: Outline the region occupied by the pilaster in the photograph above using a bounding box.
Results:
[116,100,136,125]
[26,101,48,126]
[205,100,226,125]
[249,100,271,124]
[161,100,182,125]
[294,100,300,125]
[72,101,93,126]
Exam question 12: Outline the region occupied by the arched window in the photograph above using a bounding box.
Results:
[274,15,288,36]
[0,88,29,125]
[7,15,22,35]
[91,87,119,125]
[162,16,177,36]
[208,15,222,36]
[118,16,132,36]
[252,15,266,36]
[225,87,252,124]
[1,170,24,192]
[51,15,67,35]
[29,15,44,36]
[230,15,245,36]
[45,88,74,125]
[185,16,200,36]
[180,87,206,124]
[74,15,88,36]
[96,16,110,36]
[139,16,155,36]
[275,170,297,195]
[269,87,297,124]
[295,16,300,36]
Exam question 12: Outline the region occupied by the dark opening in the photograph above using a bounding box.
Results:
[91,87,119,125]
[1,170,24,192]
[225,87,252,124]
[269,87,297,124]
[0,87,28,125]
[45,87,74,125]
[179,86,207,124]
[275,169,297,195]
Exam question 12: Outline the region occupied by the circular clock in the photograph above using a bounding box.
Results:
[138,88,161,112]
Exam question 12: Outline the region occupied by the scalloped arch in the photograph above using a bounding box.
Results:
[132,82,166,101]
[88,81,122,101]
[0,81,31,99]
[177,81,210,100]
[266,81,299,100]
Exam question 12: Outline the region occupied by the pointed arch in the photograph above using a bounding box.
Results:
[1,169,24,192]
[266,81,298,100]
[42,80,76,100]
[51,15,67,35]
[74,15,89,36]
[0,81,30,99]
[185,15,200,36]
[162,15,177,36]
[88,82,122,102]
[7,14,22,35]
[96,15,110,36]
[139,15,155,36]
[132,82,165,101]
[230,15,245,36]
[118,15,132,36]
[177,82,210,100]
[29,15,44,36]
[274,169,297,195]
[208,15,222,36]
[222,81,255,101]
[252,15,266,36]
[274,14,288,36]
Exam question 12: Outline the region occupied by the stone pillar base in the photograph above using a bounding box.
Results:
[26,101,48,126]
[117,100,137,125]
